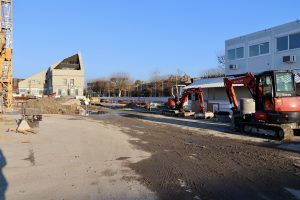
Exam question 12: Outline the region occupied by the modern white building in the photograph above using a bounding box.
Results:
[187,20,300,113]
[225,20,300,75]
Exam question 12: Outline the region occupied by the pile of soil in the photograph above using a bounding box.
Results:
[26,98,83,114]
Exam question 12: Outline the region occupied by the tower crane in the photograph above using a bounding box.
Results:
[0,0,13,112]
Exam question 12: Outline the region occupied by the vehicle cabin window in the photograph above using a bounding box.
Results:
[261,76,273,96]
[289,32,300,49]
[277,36,288,51]
[275,73,294,92]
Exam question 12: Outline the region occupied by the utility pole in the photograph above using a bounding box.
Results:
[0,0,13,111]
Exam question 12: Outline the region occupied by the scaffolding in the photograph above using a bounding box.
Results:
[0,0,13,112]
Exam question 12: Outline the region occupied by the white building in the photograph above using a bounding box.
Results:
[226,20,300,75]
[187,20,300,113]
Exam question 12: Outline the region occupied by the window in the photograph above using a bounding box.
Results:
[289,32,300,49]
[75,89,79,96]
[250,45,259,57]
[63,79,67,86]
[277,36,288,51]
[249,42,269,57]
[70,79,75,86]
[58,89,62,95]
[236,47,244,59]
[228,49,235,60]
[260,42,269,54]
[227,47,244,60]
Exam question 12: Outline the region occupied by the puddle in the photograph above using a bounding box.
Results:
[121,113,146,119]
[92,112,120,119]
[132,125,145,129]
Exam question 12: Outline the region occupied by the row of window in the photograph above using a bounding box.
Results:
[28,79,42,85]
[228,32,300,60]
[57,89,79,96]
[277,32,300,51]
[228,42,270,60]
[63,79,75,86]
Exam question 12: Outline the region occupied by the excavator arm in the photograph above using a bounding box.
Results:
[178,87,205,113]
[224,72,257,110]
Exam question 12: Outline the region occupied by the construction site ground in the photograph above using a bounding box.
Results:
[1,107,300,200]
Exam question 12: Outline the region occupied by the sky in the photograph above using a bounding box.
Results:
[13,0,300,81]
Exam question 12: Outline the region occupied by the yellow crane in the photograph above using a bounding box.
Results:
[0,0,13,112]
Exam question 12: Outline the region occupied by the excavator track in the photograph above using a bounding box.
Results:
[239,121,295,140]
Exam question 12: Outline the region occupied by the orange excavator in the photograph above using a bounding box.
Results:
[166,87,213,118]
[167,87,205,112]
[224,70,300,139]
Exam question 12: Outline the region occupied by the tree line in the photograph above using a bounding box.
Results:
[86,73,191,97]
[86,54,226,97]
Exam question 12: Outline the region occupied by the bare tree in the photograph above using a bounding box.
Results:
[110,73,131,97]
[200,66,225,79]
[217,54,226,67]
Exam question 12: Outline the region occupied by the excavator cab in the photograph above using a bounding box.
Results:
[255,71,297,112]
[254,70,299,124]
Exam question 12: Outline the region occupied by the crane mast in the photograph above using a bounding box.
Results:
[0,0,13,112]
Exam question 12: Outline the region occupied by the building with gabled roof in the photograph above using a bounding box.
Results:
[18,53,84,97]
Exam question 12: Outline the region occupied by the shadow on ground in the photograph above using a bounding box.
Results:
[0,150,7,200]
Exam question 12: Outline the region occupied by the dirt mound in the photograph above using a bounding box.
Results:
[61,99,82,106]
[26,98,83,114]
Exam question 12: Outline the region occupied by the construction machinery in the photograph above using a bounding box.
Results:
[0,0,13,112]
[224,70,300,140]
[165,87,214,118]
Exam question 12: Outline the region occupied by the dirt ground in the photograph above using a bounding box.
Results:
[0,109,300,200]
[92,109,300,200]
[0,113,156,200]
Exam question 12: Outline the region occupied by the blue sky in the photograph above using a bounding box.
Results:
[13,0,300,81]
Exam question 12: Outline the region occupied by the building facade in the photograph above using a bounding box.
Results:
[18,71,47,96]
[188,21,300,113]
[18,53,84,97]
[225,20,300,75]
